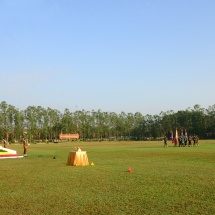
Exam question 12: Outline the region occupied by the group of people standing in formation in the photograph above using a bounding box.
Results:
[163,129,199,148]
[2,136,28,157]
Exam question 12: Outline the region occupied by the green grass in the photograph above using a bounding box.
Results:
[0,140,215,215]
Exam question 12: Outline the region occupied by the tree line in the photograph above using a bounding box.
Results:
[0,101,215,143]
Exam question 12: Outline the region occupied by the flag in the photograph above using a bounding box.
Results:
[171,130,174,143]
[175,128,178,144]
[175,128,178,138]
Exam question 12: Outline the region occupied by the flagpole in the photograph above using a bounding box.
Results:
[175,128,178,146]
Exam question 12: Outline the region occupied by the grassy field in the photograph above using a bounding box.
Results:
[0,140,215,215]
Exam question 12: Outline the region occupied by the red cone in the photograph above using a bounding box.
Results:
[128,167,132,172]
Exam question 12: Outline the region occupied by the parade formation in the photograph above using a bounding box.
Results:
[164,128,199,148]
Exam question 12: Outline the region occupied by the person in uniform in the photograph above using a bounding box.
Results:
[181,136,185,147]
[193,135,197,146]
[163,136,168,148]
[3,139,7,148]
[173,137,178,147]
[178,136,182,147]
[23,137,28,157]
[196,135,199,146]
[188,135,192,147]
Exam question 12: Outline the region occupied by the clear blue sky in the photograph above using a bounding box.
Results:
[0,0,215,115]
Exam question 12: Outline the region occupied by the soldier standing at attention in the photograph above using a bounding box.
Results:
[193,134,197,146]
[23,137,28,157]
[3,139,7,148]
[164,136,168,148]
[188,135,192,147]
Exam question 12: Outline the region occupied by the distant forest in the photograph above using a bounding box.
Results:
[0,101,215,143]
